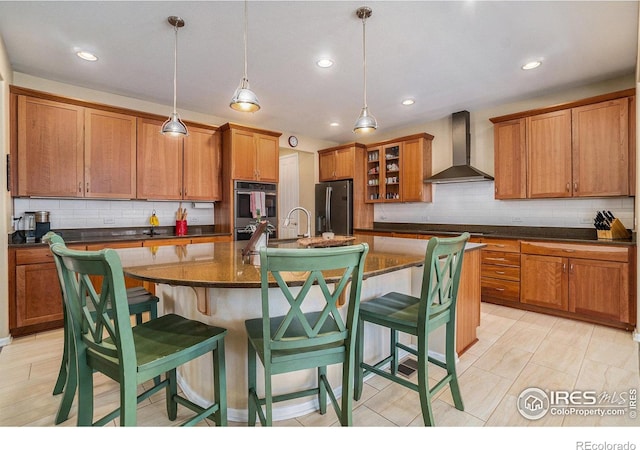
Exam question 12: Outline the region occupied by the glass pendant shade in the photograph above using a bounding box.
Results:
[161,112,189,136]
[353,106,377,134]
[230,77,260,112]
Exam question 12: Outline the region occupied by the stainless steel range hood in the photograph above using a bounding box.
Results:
[424,110,494,183]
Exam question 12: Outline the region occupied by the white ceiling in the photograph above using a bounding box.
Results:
[0,1,638,143]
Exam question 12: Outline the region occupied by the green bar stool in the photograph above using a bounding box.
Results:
[245,243,369,426]
[48,232,227,426]
[354,233,469,426]
[44,232,160,424]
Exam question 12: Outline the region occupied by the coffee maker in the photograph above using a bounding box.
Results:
[24,211,36,243]
[34,211,51,242]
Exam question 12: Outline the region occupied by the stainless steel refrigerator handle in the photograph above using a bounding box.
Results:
[326,186,332,231]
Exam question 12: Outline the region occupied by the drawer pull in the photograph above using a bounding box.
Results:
[494,287,505,291]
[493,244,506,248]
[487,257,508,261]
[563,249,575,253]
[495,271,506,275]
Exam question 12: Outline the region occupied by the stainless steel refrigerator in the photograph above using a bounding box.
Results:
[315,180,353,236]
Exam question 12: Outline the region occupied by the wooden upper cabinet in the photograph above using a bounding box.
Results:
[183,126,221,201]
[401,136,432,202]
[491,89,635,200]
[221,124,280,182]
[527,109,573,198]
[255,133,279,182]
[136,117,183,200]
[572,98,629,197]
[84,108,137,198]
[493,119,526,199]
[318,145,355,181]
[363,133,433,203]
[17,95,84,197]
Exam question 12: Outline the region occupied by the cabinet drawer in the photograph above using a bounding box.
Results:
[16,243,85,264]
[481,251,521,267]
[481,278,520,302]
[479,238,520,253]
[521,241,629,263]
[482,265,520,281]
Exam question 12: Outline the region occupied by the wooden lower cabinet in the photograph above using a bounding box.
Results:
[520,241,634,327]
[10,244,84,336]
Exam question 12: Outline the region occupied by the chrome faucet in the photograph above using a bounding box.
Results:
[283,207,312,238]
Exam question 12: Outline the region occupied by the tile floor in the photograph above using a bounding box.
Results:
[1,303,638,430]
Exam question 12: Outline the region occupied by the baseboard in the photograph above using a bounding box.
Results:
[0,335,13,348]
[633,328,640,343]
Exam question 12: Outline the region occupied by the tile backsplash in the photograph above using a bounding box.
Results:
[374,182,635,230]
[11,198,215,231]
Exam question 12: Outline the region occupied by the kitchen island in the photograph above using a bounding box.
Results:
[117,234,484,422]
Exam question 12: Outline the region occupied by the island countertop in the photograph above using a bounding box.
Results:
[118,234,485,288]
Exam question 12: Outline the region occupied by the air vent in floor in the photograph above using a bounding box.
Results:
[397,358,417,377]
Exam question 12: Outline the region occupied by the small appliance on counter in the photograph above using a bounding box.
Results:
[34,211,51,242]
[23,211,36,243]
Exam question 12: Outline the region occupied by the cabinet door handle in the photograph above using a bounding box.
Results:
[566,182,570,192]
[573,181,578,192]
[86,182,89,193]
[570,263,574,273]
[563,263,567,272]
[78,182,82,193]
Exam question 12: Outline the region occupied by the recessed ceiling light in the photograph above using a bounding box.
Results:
[316,58,334,68]
[521,60,541,70]
[329,122,340,127]
[401,98,415,106]
[76,51,98,61]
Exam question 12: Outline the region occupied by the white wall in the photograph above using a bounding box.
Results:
[0,36,13,344]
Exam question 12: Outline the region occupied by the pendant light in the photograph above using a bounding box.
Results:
[353,6,377,134]
[161,16,188,136]
[230,0,261,112]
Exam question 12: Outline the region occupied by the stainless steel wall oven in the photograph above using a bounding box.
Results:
[234,181,278,241]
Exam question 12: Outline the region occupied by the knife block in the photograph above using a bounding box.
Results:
[597,218,631,240]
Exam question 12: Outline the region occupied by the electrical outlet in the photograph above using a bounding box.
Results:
[190,217,198,223]
[580,217,593,224]
[103,217,115,224]
[511,216,523,224]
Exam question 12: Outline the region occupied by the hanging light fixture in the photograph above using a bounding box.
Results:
[353,6,377,134]
[230,0,260,112]
[161,16,188,136]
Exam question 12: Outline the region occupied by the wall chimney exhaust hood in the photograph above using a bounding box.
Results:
[424,110,494,184]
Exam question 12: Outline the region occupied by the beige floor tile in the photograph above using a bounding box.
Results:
[362,381,422,426]
[518,310,559,331]
[408,398,485,426]
[466,327,503,358]
[544,317,594,349]
[530,337,586,376]
[507,362,577,397]
[477,313,517,337]
[584,327,638,372]
[485,393,564,426]
[350,404,398,426]
[472,343,532,380]
[489,304,527,321]
[439,366,512,421]
[493,320,549,353]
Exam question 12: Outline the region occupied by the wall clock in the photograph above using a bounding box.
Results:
[288,135,298,147]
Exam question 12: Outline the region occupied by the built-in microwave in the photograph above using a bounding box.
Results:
[234,181,278,241]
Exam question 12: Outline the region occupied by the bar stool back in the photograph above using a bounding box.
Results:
[354,233,469,426]
[245,243,369,426]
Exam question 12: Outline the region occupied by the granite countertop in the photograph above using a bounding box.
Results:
[356,222,637,246]
[117,234,485,289]
[8,225,231,247]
